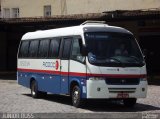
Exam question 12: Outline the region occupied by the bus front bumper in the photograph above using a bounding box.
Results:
[86,80,148,99]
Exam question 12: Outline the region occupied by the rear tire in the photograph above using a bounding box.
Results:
[72,85,85,107]
[31,80,40,98]
[123,98,137,107]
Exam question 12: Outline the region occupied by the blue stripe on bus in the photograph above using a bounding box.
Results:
[17,71,87,98]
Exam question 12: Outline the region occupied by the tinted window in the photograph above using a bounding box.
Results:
[85,32,144,67]
[38,39,50,58]
[62,38,72,59]
[48,38,60,58]
[71,38,84,62]
[28,40,39,58]
[19,41,30,58]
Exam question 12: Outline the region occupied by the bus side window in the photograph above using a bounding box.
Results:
[19,41,30,58]
[62,38,72,59]
[71,38,84,63]
[28,40,39,58]
[48,38,61,58]
[38,39,50,58]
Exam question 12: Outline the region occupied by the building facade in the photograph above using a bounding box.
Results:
[0,0,160,74]
[0,0,1,17]
[0,0,160,18]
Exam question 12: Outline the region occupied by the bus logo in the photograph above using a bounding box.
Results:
[55,61,59,70]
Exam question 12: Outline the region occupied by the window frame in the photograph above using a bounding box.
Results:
[60,37,73,60]
[48,37,61,59]
[12,8,19,18]
[3,8,10,18]
[28,40,40,58]
[18,36,83,59]
[18,40,30,58]
[38,39,50,58]
[44,5,51,17]
[70,36,85,63]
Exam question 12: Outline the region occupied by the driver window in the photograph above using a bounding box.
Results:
[71,38,84,62]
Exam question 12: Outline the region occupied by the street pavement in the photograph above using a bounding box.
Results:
[0,79,160,119]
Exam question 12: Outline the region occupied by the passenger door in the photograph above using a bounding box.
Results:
[60,38,72,94]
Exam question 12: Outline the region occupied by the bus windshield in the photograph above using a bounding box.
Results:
[85,32,145,67]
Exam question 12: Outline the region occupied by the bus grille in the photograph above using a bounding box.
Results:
[105,78,140,85]
[108,88,136,93]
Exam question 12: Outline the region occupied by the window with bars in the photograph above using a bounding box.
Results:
[44,5,51,17]
[3,8,10,18]
[12,8,19,18]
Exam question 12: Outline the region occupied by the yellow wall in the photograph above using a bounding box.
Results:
[1,0,62,17]
[1,0,160,17]
[66,0,160,14]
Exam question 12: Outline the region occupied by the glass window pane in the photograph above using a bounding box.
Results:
[19,41,30,58]
[62,39,72,59]
[49,38,60,58]
[44,5,51,17]
[38,39,50,58]
[28,40,39,58]
[71,39,80,58]
[3,8,10,18]
[12,8,19,18]
[71,38,84,62]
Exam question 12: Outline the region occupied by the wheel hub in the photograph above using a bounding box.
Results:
[73,90,79,103]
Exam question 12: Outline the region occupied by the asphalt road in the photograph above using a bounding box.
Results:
[0,79,160,119]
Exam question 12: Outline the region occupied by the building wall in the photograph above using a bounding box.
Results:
[1,0,62,18]
[1,0,160,18]
[0,0,1,18]
[66,0,160,15]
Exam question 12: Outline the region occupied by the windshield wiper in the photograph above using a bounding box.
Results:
[128,56,145,66]
[107,57,122,64]
[129,56,140,63]
[106,57,128,67]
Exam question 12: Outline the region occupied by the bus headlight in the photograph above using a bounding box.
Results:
[89,77,105,80]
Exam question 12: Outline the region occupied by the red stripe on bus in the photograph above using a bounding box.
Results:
[17,68,60,75]
[17,68,146,78]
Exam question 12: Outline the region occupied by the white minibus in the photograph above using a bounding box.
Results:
[17,21,147,107]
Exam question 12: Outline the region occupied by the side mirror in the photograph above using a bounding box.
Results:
[78,39,88,56]
[142,49,147,58]
[81,45,88,56]
[142,49,148,60]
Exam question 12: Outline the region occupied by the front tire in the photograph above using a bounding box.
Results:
[123,98,137,107]
[72,85,84,107]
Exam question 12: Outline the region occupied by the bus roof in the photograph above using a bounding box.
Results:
[21,21,132,40]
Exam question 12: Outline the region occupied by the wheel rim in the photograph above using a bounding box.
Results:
[73,88,79,104]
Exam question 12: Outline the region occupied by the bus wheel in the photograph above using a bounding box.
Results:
[31,80,40,98]
[123,98,137,107]
[72,85,84,107]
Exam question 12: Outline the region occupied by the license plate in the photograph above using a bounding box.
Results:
[117,93,129,98]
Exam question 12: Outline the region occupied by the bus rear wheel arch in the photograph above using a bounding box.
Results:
[30,79,47,98]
